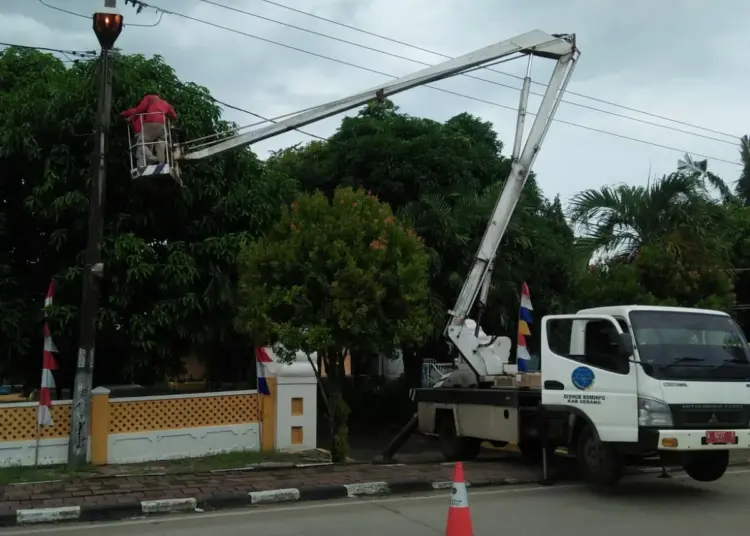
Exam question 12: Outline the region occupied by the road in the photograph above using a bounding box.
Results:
[13,467,750,535]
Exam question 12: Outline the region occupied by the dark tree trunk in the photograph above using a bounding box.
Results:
[324,348,350,462]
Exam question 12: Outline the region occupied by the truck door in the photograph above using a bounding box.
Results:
[541,314,638,443]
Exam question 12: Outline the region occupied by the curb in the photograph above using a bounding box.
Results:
[4,458,749,527]
[0,476,526,527]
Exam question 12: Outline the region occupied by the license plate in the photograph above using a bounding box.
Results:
[706,431,736,444]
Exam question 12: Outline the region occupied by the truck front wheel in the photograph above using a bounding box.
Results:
[437,413,481,461]
[577,425,623,487]
[683,451,729,482]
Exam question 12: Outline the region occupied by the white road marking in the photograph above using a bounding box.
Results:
[11,468,750,535]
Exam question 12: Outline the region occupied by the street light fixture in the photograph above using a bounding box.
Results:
[92,11,123,50]
[69,0,124,468]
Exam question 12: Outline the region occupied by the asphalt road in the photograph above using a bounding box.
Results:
[14,467,750,535]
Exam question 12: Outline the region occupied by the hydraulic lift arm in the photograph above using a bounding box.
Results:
[445,38,579,380]
[171,29,579,383]
[173,30,576,162]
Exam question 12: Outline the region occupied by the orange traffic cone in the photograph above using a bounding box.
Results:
[445,461,473,536]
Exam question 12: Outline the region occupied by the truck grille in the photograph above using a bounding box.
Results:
[669,404,750,429]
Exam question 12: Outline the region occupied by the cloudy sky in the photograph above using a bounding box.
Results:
[1,0,747,203]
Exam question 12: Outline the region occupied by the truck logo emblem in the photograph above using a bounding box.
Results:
[571,366,595,391]
[709,414,719,424]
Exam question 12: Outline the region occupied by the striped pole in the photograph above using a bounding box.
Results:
[517,282,534,372]
[36,282,59,466]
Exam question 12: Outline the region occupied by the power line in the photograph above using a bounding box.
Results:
[0,42,98,58]
[127,1,743,166]
[199,0,736,147]
[37,0,164,28]
[252,0,742,142]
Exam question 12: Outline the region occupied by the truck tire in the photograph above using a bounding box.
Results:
[683,451,729,482]
[577,425,623,487]
[437,414,481,461]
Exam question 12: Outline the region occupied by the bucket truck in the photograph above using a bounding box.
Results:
[385,36,750,486]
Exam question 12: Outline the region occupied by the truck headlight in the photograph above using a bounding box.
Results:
[638,397,673,427]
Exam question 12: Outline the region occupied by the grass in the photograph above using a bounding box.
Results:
[0,449,330,485]
[0,464,99,485]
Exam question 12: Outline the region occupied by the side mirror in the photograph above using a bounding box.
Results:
[618,332,634,357]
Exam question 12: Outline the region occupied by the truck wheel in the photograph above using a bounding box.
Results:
[437,414,481,461]
[577,425,623,487]
[683,451,729,482]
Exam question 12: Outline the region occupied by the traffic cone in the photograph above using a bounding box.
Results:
[445,461,473,536]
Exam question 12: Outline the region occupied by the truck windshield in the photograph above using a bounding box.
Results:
[628,311,750,381]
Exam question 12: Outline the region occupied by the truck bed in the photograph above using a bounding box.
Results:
[411,386,541,409]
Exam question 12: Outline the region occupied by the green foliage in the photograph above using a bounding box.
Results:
[575,245,735,312]
[573,263,657,310]
[736,135,750,205]
[635,245,734,311]
[236,187,431,356]
[568,172,725,263]
[569,164,738,313]
[0,48,297,387]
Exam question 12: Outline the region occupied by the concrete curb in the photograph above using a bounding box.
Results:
[3,458,749,527]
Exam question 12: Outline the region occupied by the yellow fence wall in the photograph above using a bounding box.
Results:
[0,350,319,467]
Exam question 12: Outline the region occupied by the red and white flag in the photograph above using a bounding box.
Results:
[38,282,59,427]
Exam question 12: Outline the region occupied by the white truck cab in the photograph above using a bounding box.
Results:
[542,305,750,484]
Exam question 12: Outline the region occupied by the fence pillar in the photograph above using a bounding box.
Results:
[275,352,317,451]
[90,387,111,465]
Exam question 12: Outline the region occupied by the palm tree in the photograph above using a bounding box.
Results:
[568,172,724,263]
[736,135,750,205]
[677,153,734,202]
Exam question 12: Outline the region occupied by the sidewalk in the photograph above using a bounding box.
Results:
[2,451,749,526]
[0,459,537,518]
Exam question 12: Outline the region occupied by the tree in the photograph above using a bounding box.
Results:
[735,135,750,205]
[0,47,297,389]
[574,244,735,313]
[568,172,726,264]
[236,187,431,460]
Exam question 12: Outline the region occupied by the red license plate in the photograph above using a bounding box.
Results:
[706,431,736,444]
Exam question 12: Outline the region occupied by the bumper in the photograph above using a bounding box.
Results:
[644,428,750,451]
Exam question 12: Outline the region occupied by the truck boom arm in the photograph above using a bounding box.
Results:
[445,39,579,379]
[177,30,576,161]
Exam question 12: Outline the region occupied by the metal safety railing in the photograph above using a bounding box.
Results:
[421,359,453,388]
[126,111,174,170]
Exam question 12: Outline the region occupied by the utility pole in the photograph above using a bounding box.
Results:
[68,0,123,467]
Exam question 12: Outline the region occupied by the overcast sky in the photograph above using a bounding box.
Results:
[1,0,747,204]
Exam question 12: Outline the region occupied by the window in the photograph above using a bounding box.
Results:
[583,320,628,374]
[614,318,630,334]
[629,310,750,381]
[545,318,629,375]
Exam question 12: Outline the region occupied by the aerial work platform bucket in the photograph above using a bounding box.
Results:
[126,112,183,190]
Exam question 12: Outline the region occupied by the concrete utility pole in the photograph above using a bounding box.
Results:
[68,0,123,467]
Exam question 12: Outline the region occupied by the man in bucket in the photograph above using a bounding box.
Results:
[121,93,177,167]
